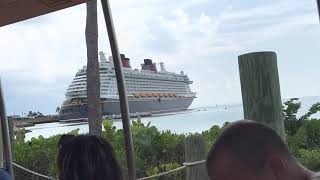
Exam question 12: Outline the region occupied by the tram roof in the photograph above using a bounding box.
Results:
[0,0,90,27]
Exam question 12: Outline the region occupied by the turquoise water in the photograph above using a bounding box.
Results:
[25,96,320,141]
[25,105,242,141]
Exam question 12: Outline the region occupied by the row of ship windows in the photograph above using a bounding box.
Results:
[71,80,187,87]
[126,87,188,91]
[73,74,113,79]
[127,84,186,89]
[125,76,186,82]
[70,81,110,87]
[68,86,110,91]
[67,93,192,99]
[76,70,115,76]
[71,80,111,85]
[127,76,185,82]
[126,85,187,90]
[69,85,189,92]
[126,83,186,87]
[68,90,189,95]
[70,81,187,87]
[125,78,187,84]
[75,71,187,78]
[123,71,186,78]
[126,80,187,85]
[71,87,117,91]
[72,77,186,84]
[69,86,187,92]
[72,77,112,83]
[68,88,190,94]
[69,82,110,89]
[69,81,189,91]
[72,76,187,84]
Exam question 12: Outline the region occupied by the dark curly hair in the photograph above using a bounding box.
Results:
[57,134,123,180]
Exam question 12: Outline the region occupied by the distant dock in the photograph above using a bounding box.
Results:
[9,115,59,128]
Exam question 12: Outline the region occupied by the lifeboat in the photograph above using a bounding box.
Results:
[158,93,163,97]
[172,93,177,97]
[139,92,146,97]
[127,94,134,98]
[163,93,168,97]
[152,93,157,97]
[146,93,152,97]
[133,93,140,98]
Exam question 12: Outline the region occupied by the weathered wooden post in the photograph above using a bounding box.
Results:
[238,51,285,139]
[185,135,209,180]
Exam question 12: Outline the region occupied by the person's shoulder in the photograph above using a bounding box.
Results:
[0,169,11,180]
[311,172,320,180]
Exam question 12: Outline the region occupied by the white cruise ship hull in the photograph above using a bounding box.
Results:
[59,97,195,121]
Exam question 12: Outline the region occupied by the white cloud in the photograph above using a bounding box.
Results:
[0,0,319,114]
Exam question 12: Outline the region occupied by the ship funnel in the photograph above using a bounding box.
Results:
[120,54,131,68]
[99,51,108,62]
[160,62,166,72]
[142,59,157,72]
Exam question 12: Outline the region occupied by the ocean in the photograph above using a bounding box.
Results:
[25,96,320,141]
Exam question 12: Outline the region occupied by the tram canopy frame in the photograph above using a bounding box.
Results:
[0,0,136,179]
[0,0,319,180]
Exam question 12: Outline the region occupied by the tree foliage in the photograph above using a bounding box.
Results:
[26,111,44,118]
[283,98,320,170]
[12,99,320,179]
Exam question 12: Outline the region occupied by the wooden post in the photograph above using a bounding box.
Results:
[238,51,285,139]
[185,135,209,180]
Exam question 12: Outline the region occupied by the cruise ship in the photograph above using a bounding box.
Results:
[58,52,196,120]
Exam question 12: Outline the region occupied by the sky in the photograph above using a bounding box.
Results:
[0,0,319,115]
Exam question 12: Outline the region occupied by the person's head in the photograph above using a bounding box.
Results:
[57,134,123,180]
[206,120,312,180]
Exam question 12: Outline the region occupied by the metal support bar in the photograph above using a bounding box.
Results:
[100,0,136,179]
[0,79,14,179]
[317,0,320,22]
[13,162,54,180]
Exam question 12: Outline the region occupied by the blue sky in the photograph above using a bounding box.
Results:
[0,0,319,115]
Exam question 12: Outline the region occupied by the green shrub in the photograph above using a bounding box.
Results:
[12,99,320,179]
